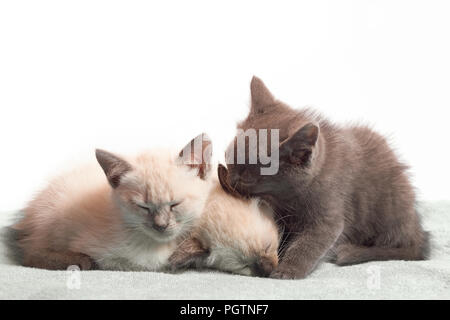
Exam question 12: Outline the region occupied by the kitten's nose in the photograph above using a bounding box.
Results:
[251,257,276,277]
[153,214,169,232]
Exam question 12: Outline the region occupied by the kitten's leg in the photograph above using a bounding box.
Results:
[97,257,145,271]
[23,250,97,270]
[335,242,429,266]
[271,213,344,279]
[336,207,430,266]
[168,237,209,272]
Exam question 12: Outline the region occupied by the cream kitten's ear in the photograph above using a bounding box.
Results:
[218,164,241,198]
[178,133,212,180]
[95,149,132,188]
[250,76,276,114]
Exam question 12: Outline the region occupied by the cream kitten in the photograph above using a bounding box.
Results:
[169,165,280,277]
[9,134,213,271]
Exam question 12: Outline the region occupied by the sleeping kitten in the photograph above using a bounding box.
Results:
[169,164,279,277]
[8,134,213,271]
[219,76,430,279]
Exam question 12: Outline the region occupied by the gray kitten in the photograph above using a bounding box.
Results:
[219,76,430,279]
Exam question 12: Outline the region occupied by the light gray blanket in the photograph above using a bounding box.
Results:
[0,202,449,300]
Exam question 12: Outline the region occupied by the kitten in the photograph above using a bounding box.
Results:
[8,134,213,271]
[169,164,279,277]
[219,76,430,279]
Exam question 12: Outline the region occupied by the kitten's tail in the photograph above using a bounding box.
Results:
[1,226,24,265]
[1,212,25,265]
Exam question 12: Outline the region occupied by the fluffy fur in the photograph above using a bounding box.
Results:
[10,134,213,271]
[219,76,430,279]
[169,165,279,277]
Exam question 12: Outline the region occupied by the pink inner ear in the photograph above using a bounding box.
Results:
[217,164,244,198]
[285,123,319,149]
[303,125,319,145]
[179,133,212,179]
[290,149,312,166]
[96,149,132,188]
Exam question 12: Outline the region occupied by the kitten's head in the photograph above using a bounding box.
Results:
[222,76,322,200]
[95,133,212,243]
[170,175,279,277]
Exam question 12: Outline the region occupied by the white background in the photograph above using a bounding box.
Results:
[1,0,449,211]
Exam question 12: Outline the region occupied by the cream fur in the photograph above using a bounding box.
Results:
[14,148,278,274]
[15,148,212,271]
[195,175,279,276]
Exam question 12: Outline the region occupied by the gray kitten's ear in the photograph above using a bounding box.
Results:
[250,76,276,114]
[279,123,319,166]
[178,133,212,180]
[95,149,132,188]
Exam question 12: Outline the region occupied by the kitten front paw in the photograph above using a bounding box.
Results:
[335,244,358,266]
[76,254,98,270]
[270,266,306,279]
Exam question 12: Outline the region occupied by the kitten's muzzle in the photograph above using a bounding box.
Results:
[152,213,170,232]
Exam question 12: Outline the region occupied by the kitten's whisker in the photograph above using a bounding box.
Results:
[274,214,297,225]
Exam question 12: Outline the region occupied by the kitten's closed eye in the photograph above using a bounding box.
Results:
[170,201,182,211]
[136,203,151,212]
[135,201,182,213]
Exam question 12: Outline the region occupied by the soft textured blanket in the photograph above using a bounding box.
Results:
[0,202,449,300]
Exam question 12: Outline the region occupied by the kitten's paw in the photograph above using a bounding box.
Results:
[76,254,98,270]
[270,267,306,280]
[335,244,358,266]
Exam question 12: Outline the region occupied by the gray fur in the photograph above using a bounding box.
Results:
[221,77,430,279]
